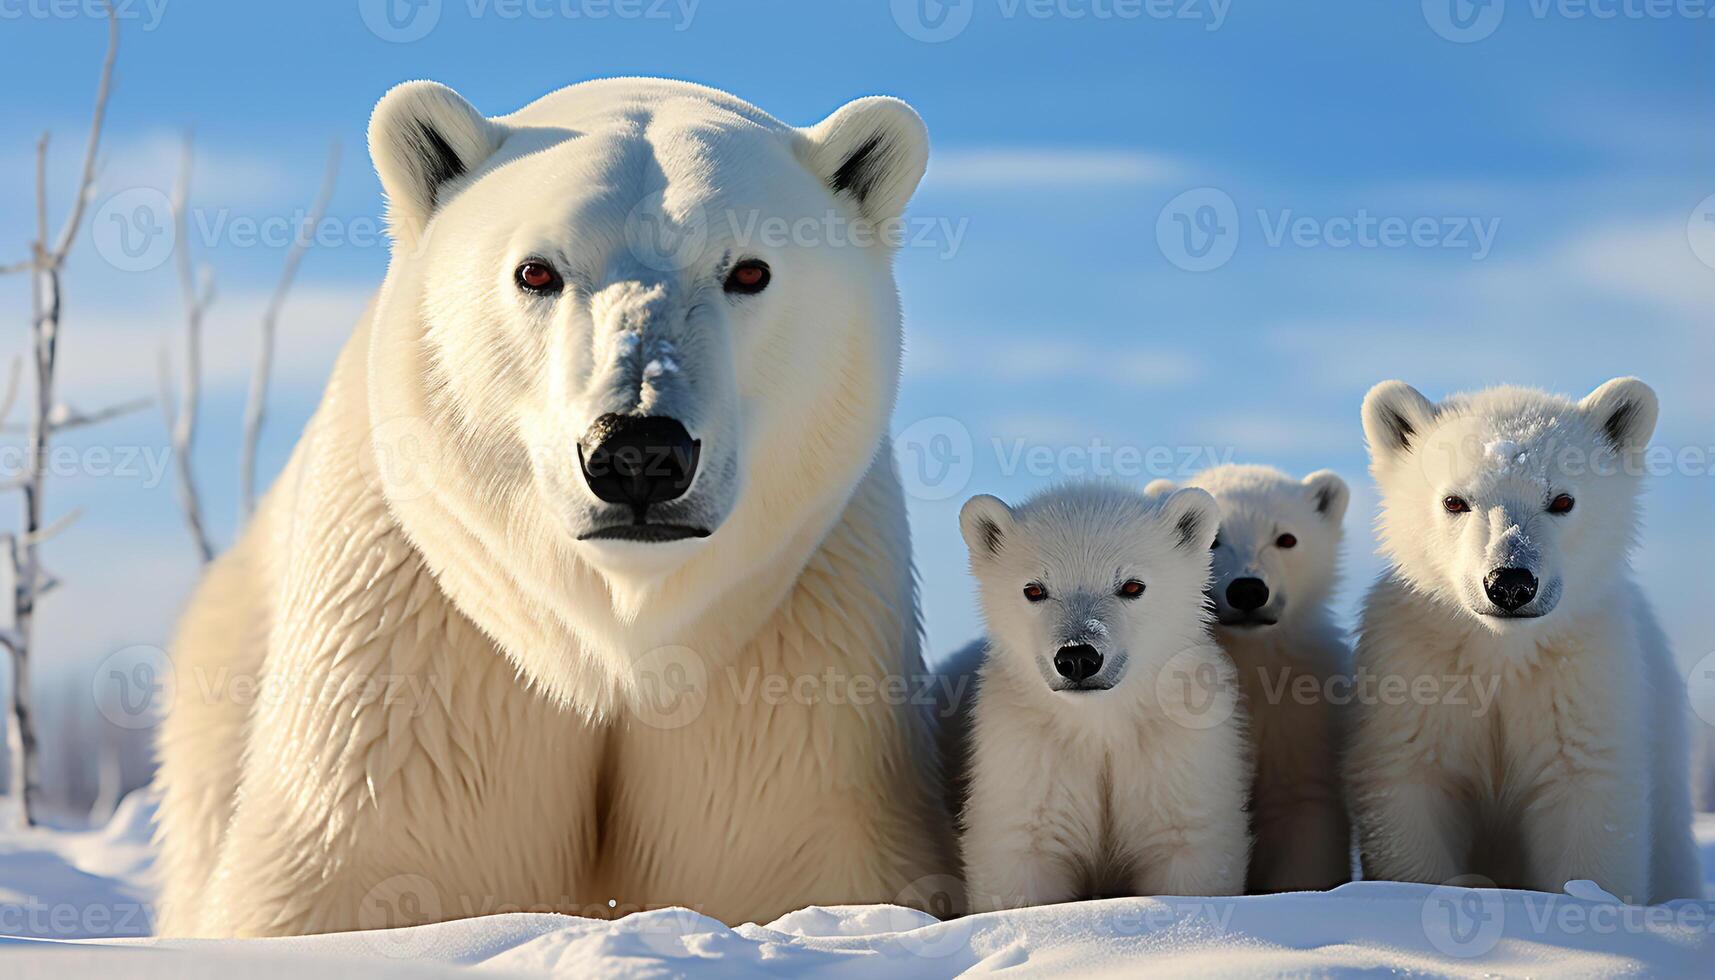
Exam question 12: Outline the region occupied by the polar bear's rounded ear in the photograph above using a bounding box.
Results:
[959,494,1013,561]
[1159,487,1219,553]
[800,96,929,225]
[1302,470,1349,525]
[1361,380,1437,460]
[1579,377,1658,453]
[1143,478,1178,498]
[369,81,505,247]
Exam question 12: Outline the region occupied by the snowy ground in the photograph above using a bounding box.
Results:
[2,797,1712,978]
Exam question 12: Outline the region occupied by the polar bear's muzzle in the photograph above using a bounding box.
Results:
[575,413,710,543]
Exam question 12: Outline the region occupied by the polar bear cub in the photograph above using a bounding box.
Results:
[955,483,1253,910]
[1148,465,1353,893]
[1347,378,1701,903]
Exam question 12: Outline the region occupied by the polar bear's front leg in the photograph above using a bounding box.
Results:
[961,755,1086,911]
[958,702,1090,912]
[198,527,605,937]
[1507,623,1652,902]
[1346,695,1471,886]
[1350,779,1469,886]
[1127,723,1252,898]
[1521,772,1650,902]
[963,833,1081,913]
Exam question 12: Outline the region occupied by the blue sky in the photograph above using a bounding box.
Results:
[0,0,1710,696]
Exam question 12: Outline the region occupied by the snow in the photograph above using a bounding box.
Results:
[2,796,1713,978]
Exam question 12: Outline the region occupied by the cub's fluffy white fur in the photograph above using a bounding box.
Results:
[153,78,951,936]
[1347,378,1700,903]
[952,483,1253,910]
[1150,465,1353,893]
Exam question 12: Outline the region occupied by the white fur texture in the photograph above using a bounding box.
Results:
[1152,464,1353,893]
[1346,378,1700,903]
[953,483,1253,911]
[153,77,950,936]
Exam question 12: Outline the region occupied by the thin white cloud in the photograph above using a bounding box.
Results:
[1183,410,1359,458]
[925,148,1183,189]
[907,332,1203,387]
[1550,217,1715,318]
[0,129,303,210]
[48,283,373,398]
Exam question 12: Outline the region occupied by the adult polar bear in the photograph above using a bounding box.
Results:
[154,78,951,937]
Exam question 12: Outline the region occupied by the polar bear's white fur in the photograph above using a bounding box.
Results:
[1149,465,1353,893]
[153,78,952,936]
[1346,378,1700,903]
[953,483,1253,910]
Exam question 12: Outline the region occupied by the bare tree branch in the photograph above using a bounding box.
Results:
[0,358,22,431]
[243,141,339,522]
[26,508,82,548]
[49,6,118,264]
[4,2,120,826]
[161,135,216,564]
[51,397,150,433]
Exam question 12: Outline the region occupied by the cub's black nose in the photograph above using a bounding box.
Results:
[578,414,700,520]
[1484,567,1538,611]
[1053,644,1103,683]
[1226,577,1270,612]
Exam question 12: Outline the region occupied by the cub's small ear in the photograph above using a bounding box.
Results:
[1361,380,1436,460]
[369,81,505,247]
[1302,470,1349,525]
[1579,377,1658,454]
[1143,478,1178,498]
[800,96,929,224]
[958,494,1013,561]
[1160,487,1220,553]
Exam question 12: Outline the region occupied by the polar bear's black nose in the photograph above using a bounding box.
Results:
[1226,577,1270,612]
[578,414,700,519]
[1484,567,1538,611]
[1053,644,1103,683]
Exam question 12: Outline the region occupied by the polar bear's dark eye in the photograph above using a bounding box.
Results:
[1276,533,1297,549]
[724,259,771,295]
[1117,580,1146,599]
[515,260,563,295]
[1023,583,1048,603]
[1443,495,1471,514]
[1548,494,1575,515]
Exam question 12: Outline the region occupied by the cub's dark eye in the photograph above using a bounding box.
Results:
[515,260,562,294]
[1210,535,1222,551]
[1022,583,1048,603]
[724,259,771,295]
[1276,533,1297,549]
[1117,579,1146,599]
[1548,494,1575,515]
[1443,496,1471,514]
